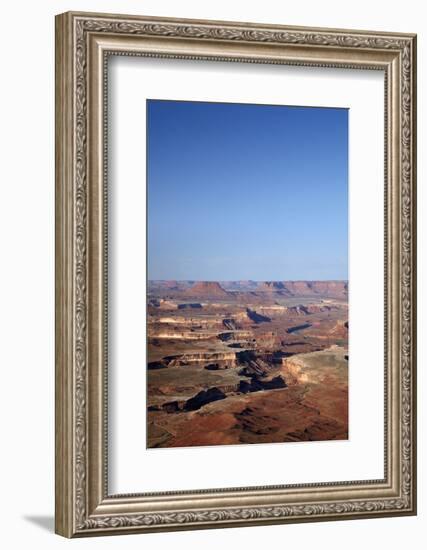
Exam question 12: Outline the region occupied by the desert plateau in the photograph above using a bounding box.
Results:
[147,280,348,448]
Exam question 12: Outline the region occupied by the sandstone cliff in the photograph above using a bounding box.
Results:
[185,281,230,297]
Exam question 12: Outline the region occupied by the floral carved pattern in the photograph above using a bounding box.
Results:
[72,16,415,532]
[82,498,408,530]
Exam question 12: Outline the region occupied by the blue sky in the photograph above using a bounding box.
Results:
[147,100,348,281]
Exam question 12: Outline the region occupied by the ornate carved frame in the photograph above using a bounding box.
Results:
[55,11,417,537]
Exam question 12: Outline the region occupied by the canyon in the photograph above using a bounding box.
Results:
[147,280,348,448]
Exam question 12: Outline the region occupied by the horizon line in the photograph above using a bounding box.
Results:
[148,279,349,283]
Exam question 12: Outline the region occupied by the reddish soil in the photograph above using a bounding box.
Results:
[147,281,348,448]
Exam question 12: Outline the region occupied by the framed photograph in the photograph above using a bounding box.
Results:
[55,11,417,537]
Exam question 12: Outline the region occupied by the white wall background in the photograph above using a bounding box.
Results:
[0,1,424,548]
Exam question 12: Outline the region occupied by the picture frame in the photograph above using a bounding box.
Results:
[55,11,417,537]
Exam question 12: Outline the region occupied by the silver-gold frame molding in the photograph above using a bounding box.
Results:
[55,11,417,538]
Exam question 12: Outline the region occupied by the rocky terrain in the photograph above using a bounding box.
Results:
[147,280,348,448]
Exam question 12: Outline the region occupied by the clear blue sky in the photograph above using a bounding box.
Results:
[147,100,348,281]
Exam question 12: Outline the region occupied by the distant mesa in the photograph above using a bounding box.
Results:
[221,280,258,291]
[148,280,193,292]
[185,281,230,297]
[258,281,291,294]
[282,281,348,297]
[282,281,313,295]
[162,280,179,290]
[258,281,348,298]
[149,279,348,299]
[148,280,179,290]
[260,281,284,290]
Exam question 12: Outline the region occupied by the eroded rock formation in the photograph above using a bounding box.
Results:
[147,280,349,448]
